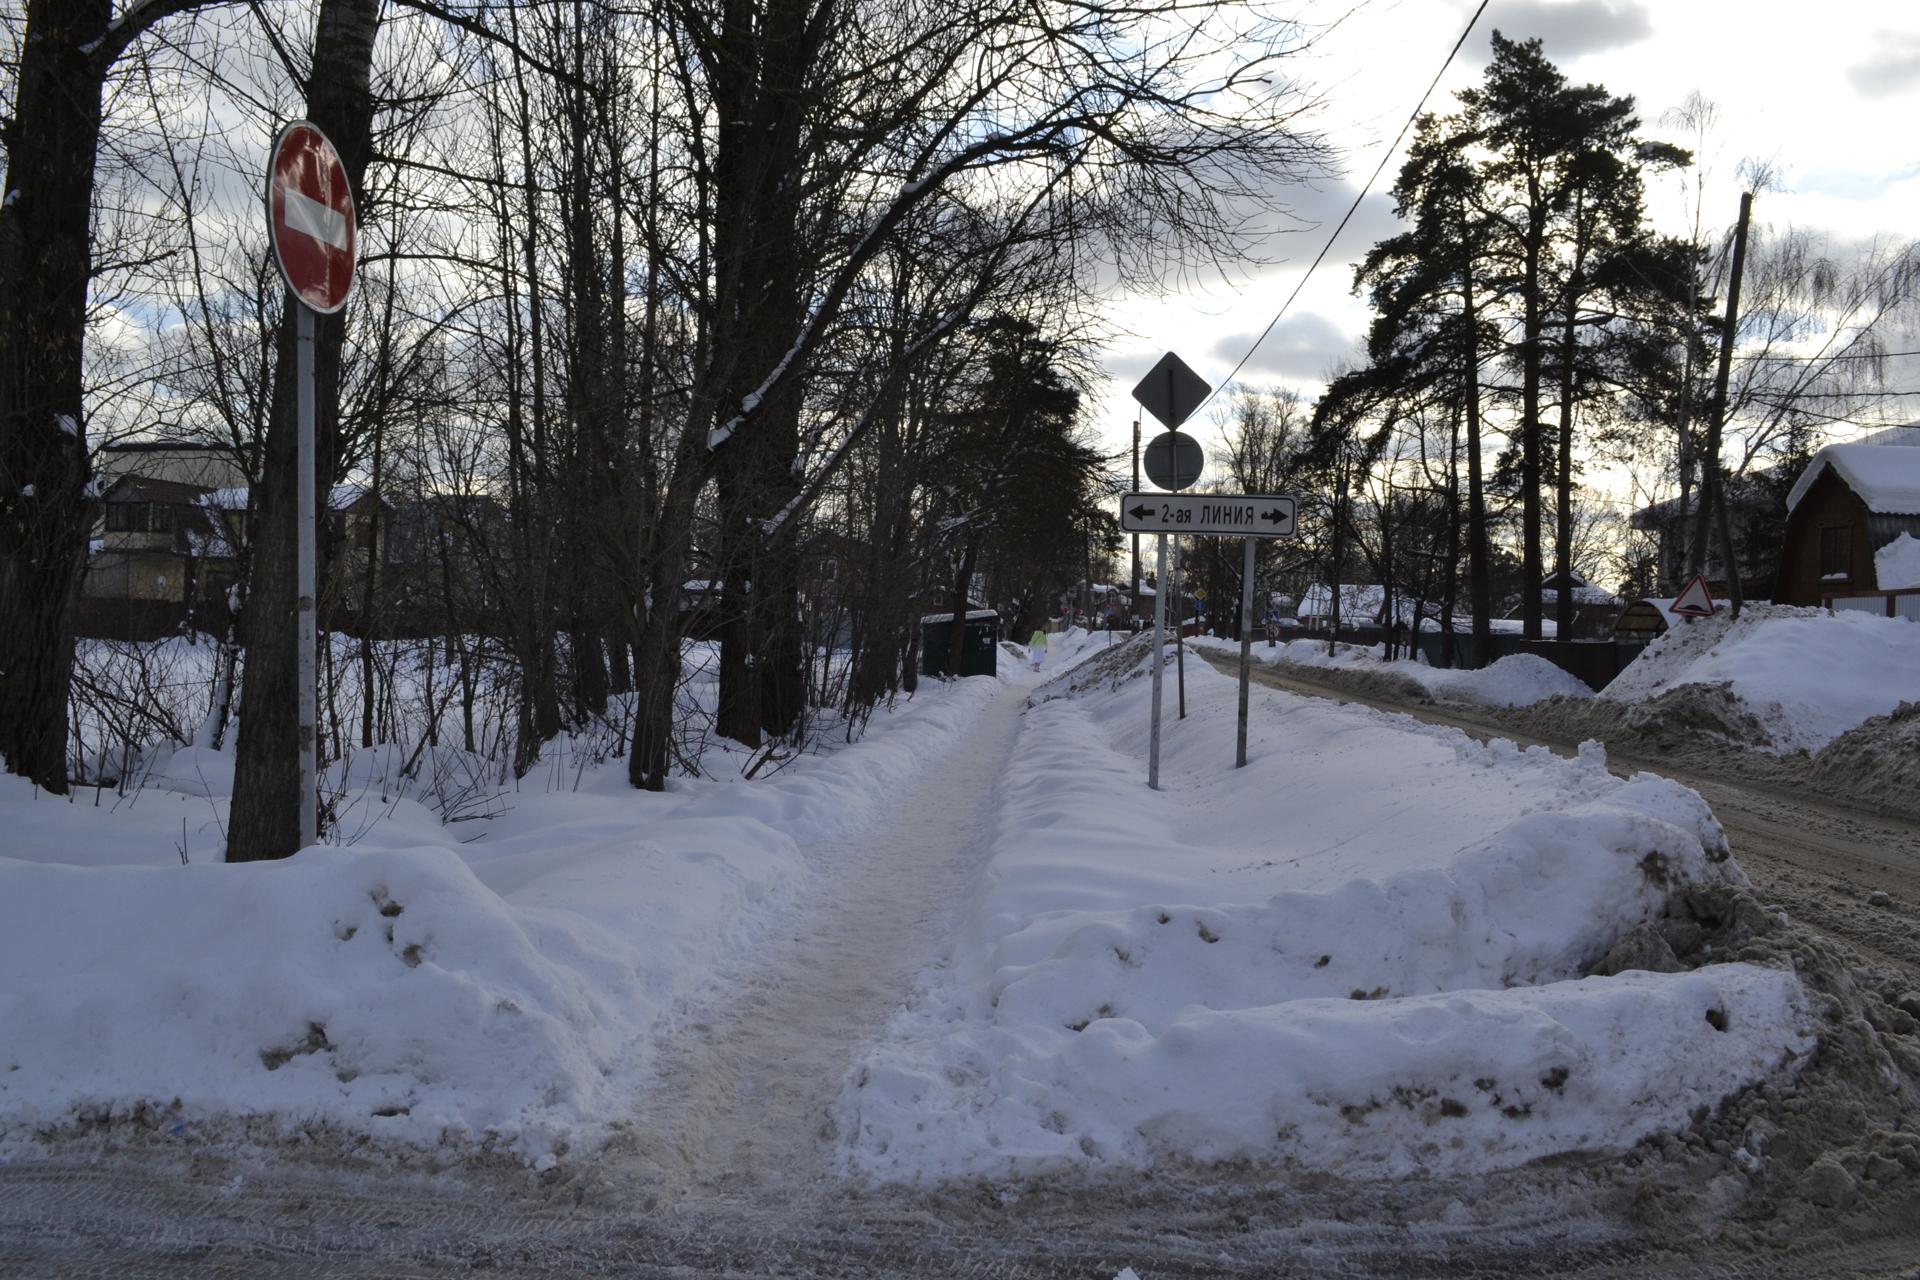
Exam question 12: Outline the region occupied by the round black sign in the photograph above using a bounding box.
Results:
[1143,430,1204,491]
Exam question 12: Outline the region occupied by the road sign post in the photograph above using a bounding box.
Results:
[1173,534,1185,720]
[267,121,357,850]
[1120,490,1298,781]
[295,304,316,848]
[1149,533,1168,790]
[1237,536,1255,768]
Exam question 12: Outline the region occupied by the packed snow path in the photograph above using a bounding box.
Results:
[616,672,1033,1205]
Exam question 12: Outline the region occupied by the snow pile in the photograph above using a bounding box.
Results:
[1422,652,1596,705]
[834,641,1812,1182]
[1601,604,1920,752]
[0,678,998,1165]
[1189,634,1593,706]
[1877,532,1920,590]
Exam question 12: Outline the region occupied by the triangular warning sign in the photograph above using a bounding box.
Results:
[1669,574,1717,618]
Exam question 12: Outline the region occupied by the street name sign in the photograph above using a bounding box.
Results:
[1119,492,1297,537]
[1131,351,1210,430]
[267,120,357,314]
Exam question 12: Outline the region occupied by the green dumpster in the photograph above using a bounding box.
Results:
[920,609,1000,677]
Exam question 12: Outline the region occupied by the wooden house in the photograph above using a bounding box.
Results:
[1777,442,1920,618]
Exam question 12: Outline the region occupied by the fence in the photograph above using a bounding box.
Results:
[1415,632,1649,691]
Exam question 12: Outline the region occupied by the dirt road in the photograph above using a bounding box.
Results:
[1204,651,1920,982]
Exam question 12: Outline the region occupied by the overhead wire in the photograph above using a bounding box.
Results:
[1192,0,1491,418]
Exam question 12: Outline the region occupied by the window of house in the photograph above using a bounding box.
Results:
[149,503,174,533]
[106,502,147,533]
[1819,526,1852,579]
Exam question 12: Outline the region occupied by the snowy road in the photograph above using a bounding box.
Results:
[1209,652,1920,982]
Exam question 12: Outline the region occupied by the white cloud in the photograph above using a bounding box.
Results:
[1211,312,1360,382]
[1468,0,1655,64]
[1847,31,1920,98]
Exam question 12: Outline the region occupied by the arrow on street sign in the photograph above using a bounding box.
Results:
[1118,492,1298,537]
[1131,352,1210,430]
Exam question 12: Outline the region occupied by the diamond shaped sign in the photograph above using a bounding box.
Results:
[1131,351,1210,430]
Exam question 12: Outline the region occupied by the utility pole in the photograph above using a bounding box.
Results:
[1695,191,1753,617]
[1173,534,1186,719]
[1328,465,1348,658]
[1130,415,1141,626]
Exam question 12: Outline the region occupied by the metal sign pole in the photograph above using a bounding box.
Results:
[296,302,318,849]
[1173,534,1186,720]
[1149,532,1167,790]
[1237,535,1254,768]
[1130,417,1140,621]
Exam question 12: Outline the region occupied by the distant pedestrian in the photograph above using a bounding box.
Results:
[1029,629,1047,672]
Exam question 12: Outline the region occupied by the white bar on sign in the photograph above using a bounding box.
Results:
[281,185,350,251]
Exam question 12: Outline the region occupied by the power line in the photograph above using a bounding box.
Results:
[1196,0,1490,415]
[1735,348,1920,362]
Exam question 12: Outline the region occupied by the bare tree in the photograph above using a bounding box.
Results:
[0,0,240,793]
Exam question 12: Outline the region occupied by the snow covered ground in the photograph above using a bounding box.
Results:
[833,637,1813,1182]
[1598,604,1920,753]
[0,671,1000,1168]
[2,623,1824,1187]
[1189,633,1594,707]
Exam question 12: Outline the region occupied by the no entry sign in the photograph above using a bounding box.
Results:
[267,121,356,314]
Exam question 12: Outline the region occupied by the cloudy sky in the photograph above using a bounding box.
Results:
[1095,0,1920,466]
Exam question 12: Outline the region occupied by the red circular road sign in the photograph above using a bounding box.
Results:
[266,120,357,314]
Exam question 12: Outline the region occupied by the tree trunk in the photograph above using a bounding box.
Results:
[227,0,379,860]
[1441,403,1461,668]
[1461,267,1493,667]
[0,0,117,794]
[1520,205,1546,640]
[1553,238,1585,645]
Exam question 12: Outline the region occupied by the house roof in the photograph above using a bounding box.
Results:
[103,475,215,505]
[920,609,998,624]
[1786,443,1920,515]
[197,483,383,513]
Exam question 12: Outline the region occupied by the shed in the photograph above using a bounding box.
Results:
[1613,598,1677,642]
[1777,442,1920,611]
[920,609,1000,678]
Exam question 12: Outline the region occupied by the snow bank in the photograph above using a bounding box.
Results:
[1877,532,1920,590]
[1601,604,1920,752]
[1189,634,1593,706]
[0,678,999,1164]
[835,639,1813,1182]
